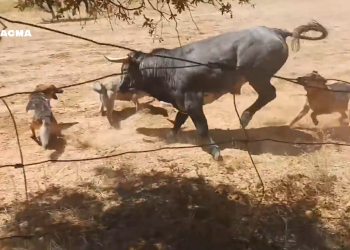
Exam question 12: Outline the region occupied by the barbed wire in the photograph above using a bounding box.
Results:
[1,138,349,170]
[1,14,350,244]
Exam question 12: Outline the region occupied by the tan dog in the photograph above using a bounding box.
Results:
[91,79,153,126]
[289,71,350,127]
[26,84,64,149]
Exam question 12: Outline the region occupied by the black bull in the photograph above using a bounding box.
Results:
[103,21,328,161]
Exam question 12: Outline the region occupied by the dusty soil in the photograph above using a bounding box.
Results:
[1,0,350,249]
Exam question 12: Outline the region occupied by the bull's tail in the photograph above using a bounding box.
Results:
[276,20,328,52]
[291,20,328,51]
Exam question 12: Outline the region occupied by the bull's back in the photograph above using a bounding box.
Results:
[176,26,286,65]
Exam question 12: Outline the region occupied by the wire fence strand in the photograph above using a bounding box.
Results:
[1,15,350,243]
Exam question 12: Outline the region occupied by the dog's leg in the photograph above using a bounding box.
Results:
[50,113,62,137]
[39,117,51,149]
[99,96,106,116]
[338,111,348,126]
[105,94,116,126]
[100,102,106,116]
[29,121,39,143]
[132,94,141,112]
[289,100,311,127]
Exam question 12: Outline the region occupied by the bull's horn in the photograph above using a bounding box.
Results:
[103,55,129,63]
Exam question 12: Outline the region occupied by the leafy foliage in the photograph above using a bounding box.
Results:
[14,0,255,42]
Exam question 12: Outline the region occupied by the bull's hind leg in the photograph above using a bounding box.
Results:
[184,92,222,161]
[240,77,276,128]
[310,111,320,126]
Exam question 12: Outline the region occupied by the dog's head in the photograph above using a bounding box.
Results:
[297,71,328,91]
[34,84,64,100]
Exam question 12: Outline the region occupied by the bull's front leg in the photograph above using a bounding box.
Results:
[166,111,188,142]
[185,93,222,161]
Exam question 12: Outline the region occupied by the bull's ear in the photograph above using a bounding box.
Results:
[128,51,145,64]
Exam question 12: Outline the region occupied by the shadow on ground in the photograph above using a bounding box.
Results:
[137,125,323,156]
[50,122,78,160]
[110,104,169,129]
[0,165,348,250]
[29,122,78,160]
[296,126,350,144]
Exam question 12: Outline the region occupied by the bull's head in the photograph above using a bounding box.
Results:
[103,51,145,93]
[297,71,328,91]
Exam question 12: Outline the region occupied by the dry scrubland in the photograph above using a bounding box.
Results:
[1,0,350,249]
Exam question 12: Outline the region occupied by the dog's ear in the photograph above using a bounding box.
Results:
[48,85,63,94]
[34,84,50,92]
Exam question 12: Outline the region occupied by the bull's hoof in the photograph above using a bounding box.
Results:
[240,111,252,128]
[165,130,178,143]
[211,147,222,161]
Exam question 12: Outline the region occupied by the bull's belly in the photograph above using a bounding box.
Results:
[203,92,226,105]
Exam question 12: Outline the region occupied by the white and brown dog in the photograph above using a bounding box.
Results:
[91,79,153,126]
[26,84,63,149]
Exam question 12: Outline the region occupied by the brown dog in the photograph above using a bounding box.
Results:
[26,84,64,149]
[289,71,350,127]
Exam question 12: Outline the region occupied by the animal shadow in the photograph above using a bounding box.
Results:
[137,125,322,156]
[110,107,139,128]
[296,125,350,144]
[48,136,67,160]
[141,103,169,117]
[110,105,169,128]
[31,122,78,160]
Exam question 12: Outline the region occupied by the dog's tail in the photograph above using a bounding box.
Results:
[39,117,51,149]
[91,81,107,94]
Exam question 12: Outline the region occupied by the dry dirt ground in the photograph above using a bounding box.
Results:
[1,0,350,249]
